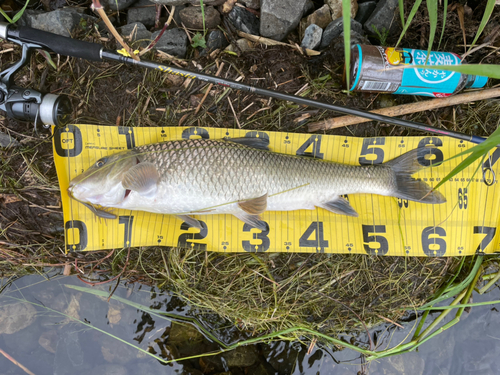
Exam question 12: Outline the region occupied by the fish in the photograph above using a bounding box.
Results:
[68,137,446,230]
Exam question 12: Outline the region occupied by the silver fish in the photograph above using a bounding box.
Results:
[68,137,446,230]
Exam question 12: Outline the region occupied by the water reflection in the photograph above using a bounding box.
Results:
[1,271,500,374]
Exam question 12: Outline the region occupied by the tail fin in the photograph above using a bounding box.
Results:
[385,149,446,204]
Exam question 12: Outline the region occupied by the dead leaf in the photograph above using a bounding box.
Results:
[0,194,22,204]
[221,0,237,13]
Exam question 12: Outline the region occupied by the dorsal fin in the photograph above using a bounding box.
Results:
[227,137,269,151]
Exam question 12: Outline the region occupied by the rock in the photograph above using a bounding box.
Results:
[0,131,19,148]
[228,6,260,36]
[92,364,128,375]
[107,304,123,326]
[164,4,187,26]
[206,29,229,50]
[151,28,189,57]
[363,0,399,38]
[340,30,369,45]
[239,0,260,10]
[102,0,138,11]
[302,0,314,17]
[0,302,37,334]
[127,0,157,28]
[149,0,225,5]
[22,8,97,37]
[167,322,205,346]
[101,335,136,365]
[222,346,258,368]
[179,5,221,29]
[300,4,332,37]
[54,328,86,374]
[262,342,299,374]
[181,368,204,375]
[4,320,40,353]
[301,24,322,50]
[39,329,58,354]
[355,1,376,25]
[320,17,363,49]
[260,0,307,41]
[225,38,254,53]
[388,352,425,375]
[16,9,43,27]
[245,362,276,375]
[326,0,358,20]
[119,22,152,48]
[63,292,81,321]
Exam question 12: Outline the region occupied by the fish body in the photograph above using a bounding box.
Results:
[68,137,446,229]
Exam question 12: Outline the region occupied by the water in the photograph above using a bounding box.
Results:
[1,271,500,375]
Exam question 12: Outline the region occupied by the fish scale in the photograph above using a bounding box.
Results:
[133,139,394,213]
[68,138,446,228]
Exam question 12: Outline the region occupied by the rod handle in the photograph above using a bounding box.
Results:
[8,25,103,61]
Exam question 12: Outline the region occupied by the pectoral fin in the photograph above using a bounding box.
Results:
[318,197,358,217]
[234,212,268,231]
[238,193,268,215]
[177,215,202,229]
[122,162,159,197]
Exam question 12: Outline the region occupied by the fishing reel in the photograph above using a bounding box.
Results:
[0,23,72,131]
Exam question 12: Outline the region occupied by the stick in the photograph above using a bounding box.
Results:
[308,87,500,132]
[236,31,321,56]
[0,348,36,375]
[194,62,225,115]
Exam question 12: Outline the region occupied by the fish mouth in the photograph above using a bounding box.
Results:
[67,187,117,219]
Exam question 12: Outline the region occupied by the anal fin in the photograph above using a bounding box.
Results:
[233,212,268,231]
[318,197,358,217]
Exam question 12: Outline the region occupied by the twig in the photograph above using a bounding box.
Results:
[91,0,140,61]
[236,31,320,56]
[195,62,225,114]
[308,87,500,131]
[0,348,36,375]
[139,7,175,56]
[227,97,241,128]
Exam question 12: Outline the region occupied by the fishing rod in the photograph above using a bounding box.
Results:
[0,22,488,144]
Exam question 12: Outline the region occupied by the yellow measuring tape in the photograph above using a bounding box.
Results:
[53,124,500,256]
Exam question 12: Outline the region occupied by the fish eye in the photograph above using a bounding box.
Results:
[95,157,108,168]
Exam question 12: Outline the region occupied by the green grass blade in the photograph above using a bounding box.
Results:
[199,0,206,34]
[12,0,30,23]
[432,125,500,191]
[420,256,483,309]
[437,0,448,49]
[425,0,438,60]
[398,0,405,27]
[407,63,500,78]
[395,0,423,47]
[468,0,496,52]
[343,0,351,91]
[0,9,13,24]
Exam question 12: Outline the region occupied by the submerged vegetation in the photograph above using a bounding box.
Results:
[1,0,500,365]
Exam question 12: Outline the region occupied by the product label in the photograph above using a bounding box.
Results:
[389,48,462,97]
